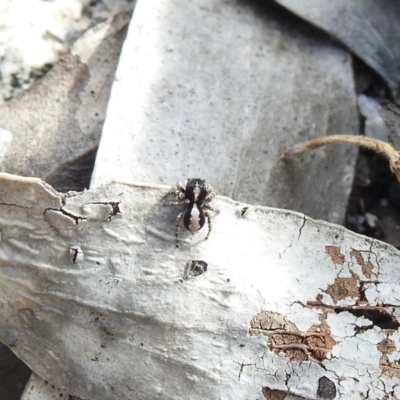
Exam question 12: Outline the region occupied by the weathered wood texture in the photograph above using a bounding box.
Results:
[91,0,358,224]
[0,12,130,185]
[275,0,400,99]
[1,173,400,399]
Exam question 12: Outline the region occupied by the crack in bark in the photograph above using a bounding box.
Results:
[307,301,400,331]
[233,361,254,381]
[86,201,122,220]
[0,202,29,209]
[298,214,306,240]
[44,207,87,224]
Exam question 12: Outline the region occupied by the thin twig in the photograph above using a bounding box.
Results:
[281,135,400,182]
[272,343,330,353]
[249,328,325,338]
[271,343,326,365]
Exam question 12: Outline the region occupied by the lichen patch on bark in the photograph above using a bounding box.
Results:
[262,387,287,400]
[325,270,359,303]
[325,246,345,265]
[350,249,374,278]
[250,312,336,364]
[377,338,400,379]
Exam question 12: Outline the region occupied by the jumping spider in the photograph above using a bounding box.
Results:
[168,178,218,247]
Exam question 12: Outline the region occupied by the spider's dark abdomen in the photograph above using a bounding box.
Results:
[183,203,205,233]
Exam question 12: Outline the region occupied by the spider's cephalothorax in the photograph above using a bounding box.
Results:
[168,178,217,247]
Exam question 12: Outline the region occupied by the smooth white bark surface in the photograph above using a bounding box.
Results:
[2,173,400,399]
[91,0,358,224]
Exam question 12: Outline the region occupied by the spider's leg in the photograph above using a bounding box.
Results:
[205,194,215,203]
[167,186,178,196]
[205,211,212,240]
[206,185,215,194]
[167,180,186,197]
[175,211,184,247]
[175,180,187,200]
[177,179,188,193]
[205,187,216,203]
[204,203,219,213]
[167,201,185,207]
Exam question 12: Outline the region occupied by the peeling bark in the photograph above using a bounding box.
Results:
[1,173,400,399]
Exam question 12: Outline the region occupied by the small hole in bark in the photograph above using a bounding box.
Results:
[358,282,368,302]
[240,207,248,216]
[183,260,208,279]
[317,376,336,399]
